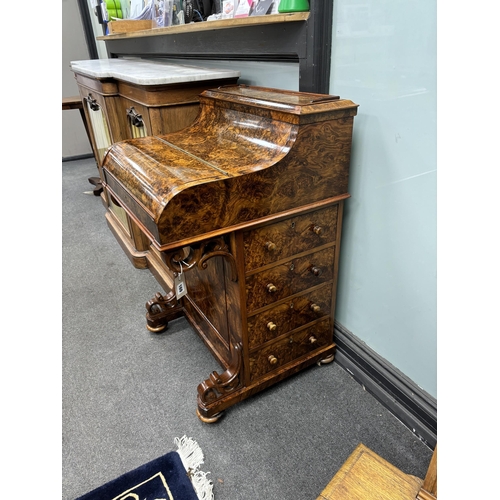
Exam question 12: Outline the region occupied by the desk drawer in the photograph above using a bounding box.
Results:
[247,285,333,349]
[243,204,338,271]
[248,318,332,382]
[245,246,335,313]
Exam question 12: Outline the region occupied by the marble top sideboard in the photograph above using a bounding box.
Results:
[70,58,241,86]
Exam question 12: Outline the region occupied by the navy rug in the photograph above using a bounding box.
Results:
[75,436,214,500]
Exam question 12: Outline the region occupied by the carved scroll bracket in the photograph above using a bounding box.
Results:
[145,290,184,333]
[163,236,238,282]
[145,236,238,333]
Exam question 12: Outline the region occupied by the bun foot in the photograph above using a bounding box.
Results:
[145,291,184,333]
[317,354,335,365]
[196,408,224,424]
[146,323,168,333]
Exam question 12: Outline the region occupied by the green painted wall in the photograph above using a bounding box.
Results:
[330,0,437,398]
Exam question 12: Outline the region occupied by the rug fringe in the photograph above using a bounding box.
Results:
[190,470,215,500]
[174,436,214,500]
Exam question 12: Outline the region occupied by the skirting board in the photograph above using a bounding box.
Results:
[333,321,437,449]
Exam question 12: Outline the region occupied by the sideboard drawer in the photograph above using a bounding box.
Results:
[245,246,335,313]
[248,318,332,382]
[243,204,339,271]
[247,285,333,349]
[120,96,201,138]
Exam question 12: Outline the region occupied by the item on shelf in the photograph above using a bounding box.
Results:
[250,0,274,16]
[172,0,185,24]
[125,0,170,27]
[278,0,309,13]
[184,0,194,22]
[162,0,174,25]
[234,0,252,17]
[207,2,225,21]
[106,0,123,18]
[192,0,218,20]
[222,0,234,18]
[129,0,155,19]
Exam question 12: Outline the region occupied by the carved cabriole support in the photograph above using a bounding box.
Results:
[146,235,244,422]
[196,341,244,423]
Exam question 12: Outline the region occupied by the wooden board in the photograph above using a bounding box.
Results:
[316,443,423,500]
[62,96,83,110]
[108,19,157,34]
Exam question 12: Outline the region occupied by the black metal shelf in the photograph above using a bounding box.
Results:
[96,1,333,94]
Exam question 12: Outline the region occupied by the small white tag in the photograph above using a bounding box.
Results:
[174,270,187,299]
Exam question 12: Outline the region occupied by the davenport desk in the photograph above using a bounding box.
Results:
[101,85,358,422]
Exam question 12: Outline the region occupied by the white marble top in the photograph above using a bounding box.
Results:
[70,58,240,85]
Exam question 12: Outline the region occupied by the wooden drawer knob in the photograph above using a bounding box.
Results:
[312,225,323,236]
[267,322,277,331]
[309,335,317,344]
[310,303,321,313]
[264,241,277,251]
[266,283,278,293]
[268,355,278,365]
[310,266,322,277]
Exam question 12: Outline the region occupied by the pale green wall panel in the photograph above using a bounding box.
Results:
[154,58,300,91]
[330,0,437,397]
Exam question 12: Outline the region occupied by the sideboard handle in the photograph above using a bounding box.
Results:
[126,107,145,127]
[84,93,100,111]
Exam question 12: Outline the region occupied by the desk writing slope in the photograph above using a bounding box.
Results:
[102,85,358,422]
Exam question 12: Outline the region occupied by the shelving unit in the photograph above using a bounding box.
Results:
[95,2,333,94]
[102,12,310,38]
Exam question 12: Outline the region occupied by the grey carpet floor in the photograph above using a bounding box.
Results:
[62,157,433,500]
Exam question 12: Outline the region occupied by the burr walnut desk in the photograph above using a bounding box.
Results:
[101,85,358,422]
[70,59,239,267]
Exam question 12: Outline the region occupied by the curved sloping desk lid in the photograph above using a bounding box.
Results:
[103,85,358,248]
